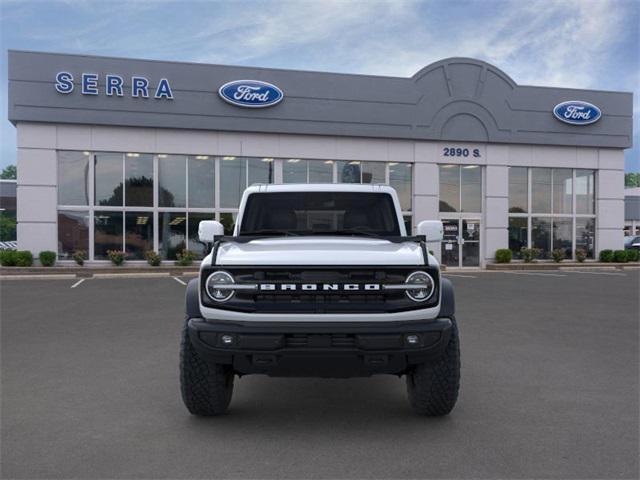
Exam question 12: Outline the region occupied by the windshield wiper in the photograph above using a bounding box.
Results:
[239,229,300,236]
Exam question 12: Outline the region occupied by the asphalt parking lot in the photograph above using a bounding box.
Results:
[1,270,638,479]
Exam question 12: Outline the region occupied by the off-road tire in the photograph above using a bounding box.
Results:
[180,317,234,416]
[406,317,460,416]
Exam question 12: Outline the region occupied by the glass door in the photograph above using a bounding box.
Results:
[440,218,481,267]
[441,219,459,267]
[461,219,480,267]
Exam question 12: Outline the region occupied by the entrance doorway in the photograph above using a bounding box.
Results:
[441,218,480,267]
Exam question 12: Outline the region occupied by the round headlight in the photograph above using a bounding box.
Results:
[405,271,435,302]
[205,271,235,302]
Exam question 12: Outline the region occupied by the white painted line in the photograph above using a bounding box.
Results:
[500,271,567,277]
[70,278,86,288]
[173,276,187,286]
[568,270,626,276]
[444,274,477,278]
[93,272,170,279]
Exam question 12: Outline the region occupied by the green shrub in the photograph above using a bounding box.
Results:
[520,248,533,263]
[575,249,587,263]
[551,249,565,263]
[15,250,34,267]
[626,249,639,262]
[39,250,57,267]
[175,249,195,267]
[613,250,628,263]
[144,250,161,266]
[599,249,614,262]
[495,249,512,263]
[107,250,127,266]
[520,247,542,263]
[0,249,18,266]
[73,250,87,266]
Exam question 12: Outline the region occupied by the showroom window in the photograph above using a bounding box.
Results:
[57,152,414,260]
[438,165,482,213]
[508,168,596,259]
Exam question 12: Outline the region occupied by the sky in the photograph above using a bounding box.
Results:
[0,0,638,171]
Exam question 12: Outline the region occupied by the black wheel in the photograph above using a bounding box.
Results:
[180,317,234,416]
[406,317,460,416]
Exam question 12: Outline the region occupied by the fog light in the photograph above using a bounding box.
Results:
[406,334,420,345]
[220,334,234,345]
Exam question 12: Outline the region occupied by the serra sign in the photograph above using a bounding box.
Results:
[218,80,283,108]
[553,100,601,125]
[55,72,174,99]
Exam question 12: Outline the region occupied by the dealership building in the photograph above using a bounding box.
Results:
[7,50,633,267]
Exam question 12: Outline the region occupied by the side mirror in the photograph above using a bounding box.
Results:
[198,220,225,243]
[417,220,443,242]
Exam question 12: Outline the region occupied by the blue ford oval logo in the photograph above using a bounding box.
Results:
[218,80,283,108]
[553,100,601,125]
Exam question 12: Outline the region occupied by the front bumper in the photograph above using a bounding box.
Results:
[188,317,452,378]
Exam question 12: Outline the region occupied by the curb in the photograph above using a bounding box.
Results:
[486,262,638,271]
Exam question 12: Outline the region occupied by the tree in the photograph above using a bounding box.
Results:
[625,172,640,188]
[1,165,16,179]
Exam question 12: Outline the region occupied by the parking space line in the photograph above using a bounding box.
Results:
[499,271,567,277]
[568,270,626,276]
[70,278,86,289]
[172,276,187,286]
[444,274,477,278]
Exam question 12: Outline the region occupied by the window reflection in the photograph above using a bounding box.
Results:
[439,165,459,212]
[58,210,89,259]
[508,167,528,213]
[576,218,595,258]
[283,159,307,183]
[508,217,527,258]
[461,165,481,212]
[552,169,572,214]
[159,212,186,260]
[94,211,123,259]
[338,161,361,183]
[95,153,123,206]
[58,151,90,205]
[390,163,412,211]
[552,217,572,258]
[158,155,186,207]
[309,160,333,182]
[188,156,215,208]
[531,217,551,259]
[531,168,552,213]
[125,212,153,260]
[248,158,274,185]
[125,153,153,207]
[220,157,246,208]
[576,170,595,214]
[361,162,385,184]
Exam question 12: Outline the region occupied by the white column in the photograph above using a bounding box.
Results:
[596,149,625,252]
[413,142,439,259]
[484,165,509,263]
[16,123,58,256]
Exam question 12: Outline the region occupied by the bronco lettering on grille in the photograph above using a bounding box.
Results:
[258,283,381,291]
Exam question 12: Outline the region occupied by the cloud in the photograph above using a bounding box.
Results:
[0,0,637,169]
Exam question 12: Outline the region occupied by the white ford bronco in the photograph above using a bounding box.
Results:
[180,184,460,416]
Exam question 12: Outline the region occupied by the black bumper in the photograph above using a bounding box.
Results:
[188,317,453,378]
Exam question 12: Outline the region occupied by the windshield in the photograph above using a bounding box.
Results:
[239,191,401,236]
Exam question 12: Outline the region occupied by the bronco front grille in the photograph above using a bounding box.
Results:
[201,266,439,313]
